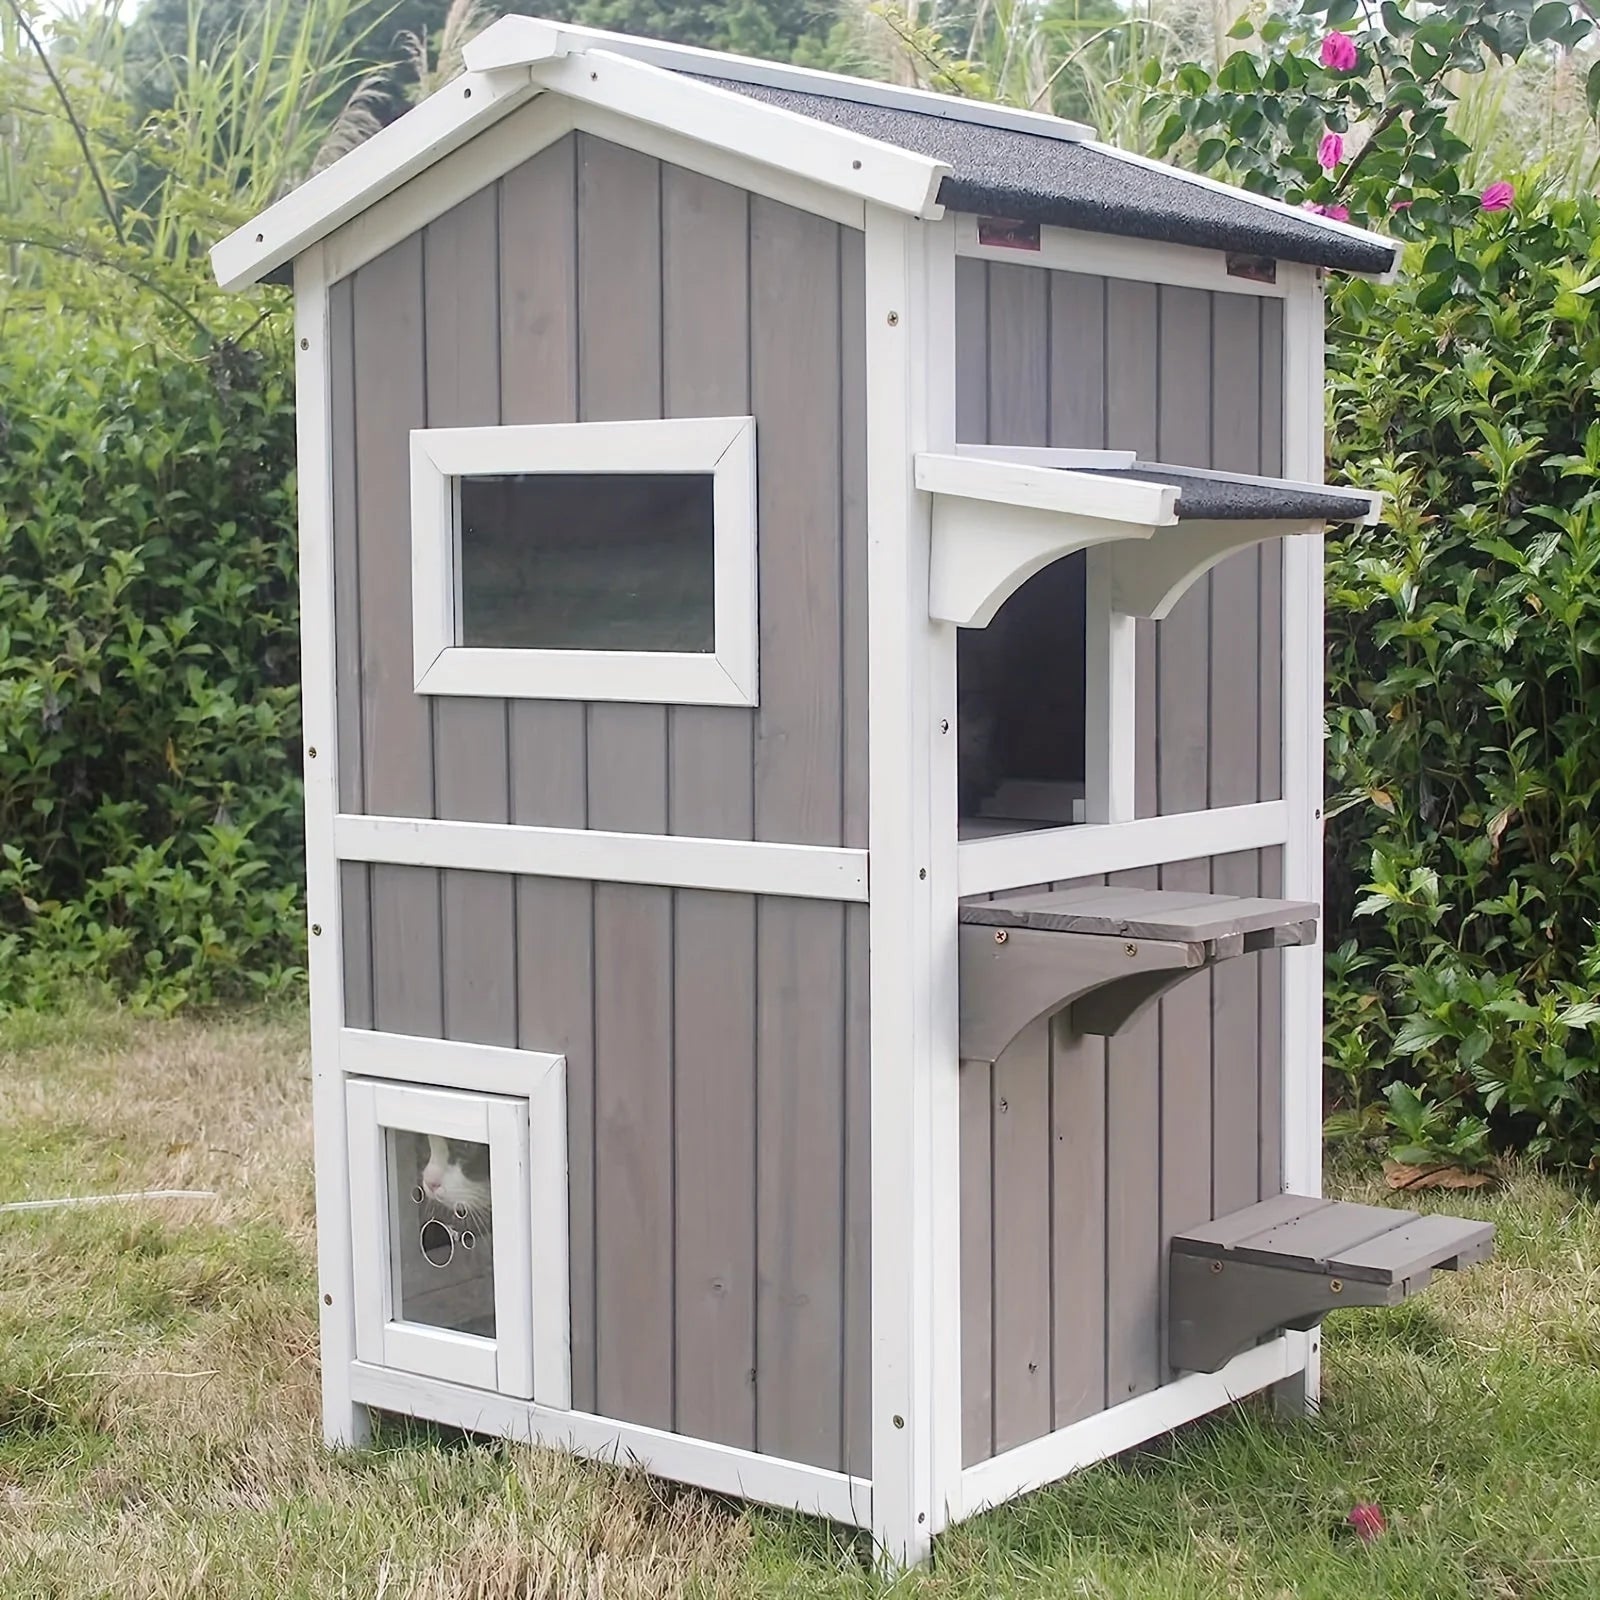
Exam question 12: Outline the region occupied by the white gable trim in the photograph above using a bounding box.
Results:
[212,41,946,291]
[212,67,540,292]
[319,93,867,292]
[464,13,1095,144]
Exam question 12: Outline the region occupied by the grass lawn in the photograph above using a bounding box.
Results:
[3,1003,1599,1598]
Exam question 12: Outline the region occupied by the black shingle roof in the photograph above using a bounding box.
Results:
[698,79,1397,277]
[1082,467,1372,521]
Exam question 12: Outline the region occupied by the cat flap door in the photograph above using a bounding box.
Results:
[346,1079,535,1398]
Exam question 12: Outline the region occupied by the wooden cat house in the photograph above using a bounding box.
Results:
[213,16,1493,1567]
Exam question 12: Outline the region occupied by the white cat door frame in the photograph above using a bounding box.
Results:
[341,1033,570,1407]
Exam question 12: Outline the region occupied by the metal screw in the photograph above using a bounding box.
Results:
[311,923,323,937]
[998,1097,1008,1113]
[1124,941,1137,957]
[919,867,927,879]
[886,311,899,326]
[255,232,264,243]
[893,1414,905,1429]
[918,1512,926,1524]
[994,929,1008,944]
[307,746,317,759]
[939,719,949,733]
[1210,1259,1223,1274]
[1329,1278,1343,1294]
[299,338,309,351]
[323,1293,333,1306]
[463,86,472,97]
[852,159,863,170]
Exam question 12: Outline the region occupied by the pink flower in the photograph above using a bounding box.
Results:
[1480,180,1514,211]
[1301,200,1351,221]
[1318,131,1345,171]
[1347,1503,1387,1542]
[1320,31,1357,71]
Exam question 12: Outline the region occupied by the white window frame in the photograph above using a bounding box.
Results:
[345,1057,570,1408]
[409,414,758,705]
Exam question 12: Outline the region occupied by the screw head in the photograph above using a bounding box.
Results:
[918,867,927,880]
[886,311,899,326]
[939,719,949,734]
[323,1293,333,1306]
[311,923,323,937]
[463,86,472,98]
[994,929,1008,944]
[299,337,309,351]
[1210,1259,1223,1274]
[307,746,317,759]
[893,1414,905,1429]
[1329,1278,1343,1294]
[1124,940,1137,957]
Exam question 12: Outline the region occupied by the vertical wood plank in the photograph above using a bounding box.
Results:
[756,896,846,1469]
[663,164,755,845]
[1051,1019,1106,1426]
[843,900,873,1476]
[1259,297,1286,803]
[986,263,1050,445]
[1049,272,1106,449]
[340,863,373,1030]
[351,237,440,1036]
[954,256,989,444]
[1210,850,1261,1219]
[960,1058,993,1465]
[1105,279,1159,458]
[588,707,674,1428]
[424,189,517,1049]
[1105,863,1162,1401]
[841,229,871,852]
[516,877,596,1410]
[991,1019,1052,1452]
[1258,845,1286,1200]
[751,197,843,847]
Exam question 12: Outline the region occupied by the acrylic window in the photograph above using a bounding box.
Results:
[410,416,758,705]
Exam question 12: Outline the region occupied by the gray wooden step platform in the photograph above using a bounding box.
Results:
[958,886,1319,1062]
[1168,1193,1494,1373]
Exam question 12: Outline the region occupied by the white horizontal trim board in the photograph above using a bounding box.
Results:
[954,211,1295,299]
[956,800,1290,898]
[348,1361,874,1528]
[335,815,870,902]
[339,1028,565,1093]
[959,1338,1296,1519]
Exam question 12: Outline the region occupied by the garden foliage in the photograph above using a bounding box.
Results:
[1322,196,1600,1173]
[0,318,304,1009]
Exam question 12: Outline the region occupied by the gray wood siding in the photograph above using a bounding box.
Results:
[330,132,868,850]
[956,260,1288,1466]
[330,136,870,1472]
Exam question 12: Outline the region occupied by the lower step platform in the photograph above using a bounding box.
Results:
[1169,1193,1494,1374]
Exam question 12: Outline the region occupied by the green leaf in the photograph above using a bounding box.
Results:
[1587,58,1600,120]
[1195,137,1227,170]
[1227,14,1254,36]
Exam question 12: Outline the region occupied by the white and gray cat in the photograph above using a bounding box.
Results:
[417,1135,493,1228]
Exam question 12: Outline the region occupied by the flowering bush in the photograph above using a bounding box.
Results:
[1147,0,1590,233]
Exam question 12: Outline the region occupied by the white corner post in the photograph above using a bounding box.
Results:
[864,204,961,1568]
[1083,549,1138,824]
[1277,264,1328,1414]
[294,242,369,1449]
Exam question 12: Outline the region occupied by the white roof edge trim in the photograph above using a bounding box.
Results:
[211,65,538,291]
[531,49,948,220]
[1085,141,1400,278]
[465,12,1096,144]
[915,451,1181,525]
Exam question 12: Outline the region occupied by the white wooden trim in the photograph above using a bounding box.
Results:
[1083,548,1136,824]
[531,50,947,220]
[864,208,961,1568]
[213,68,540,290]
[465,14,1094,143]
[341,1031,571,1409]
[916,452,1176,521]
[954,443,1137,470]
[954,211,1294,298]
[293,244,370,1449]
[1278,265,1328,1411]
[956,801,1290,898]
[334,815,869,902]
[410,416,757,707]
[323,95,576,284]
[957,1338,1298,1520]
[348,1362,874,1526]
[1109,517,1316,621]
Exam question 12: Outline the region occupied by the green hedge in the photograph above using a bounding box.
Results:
[0,320,304,1009]
[1324,192,1600,1173]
